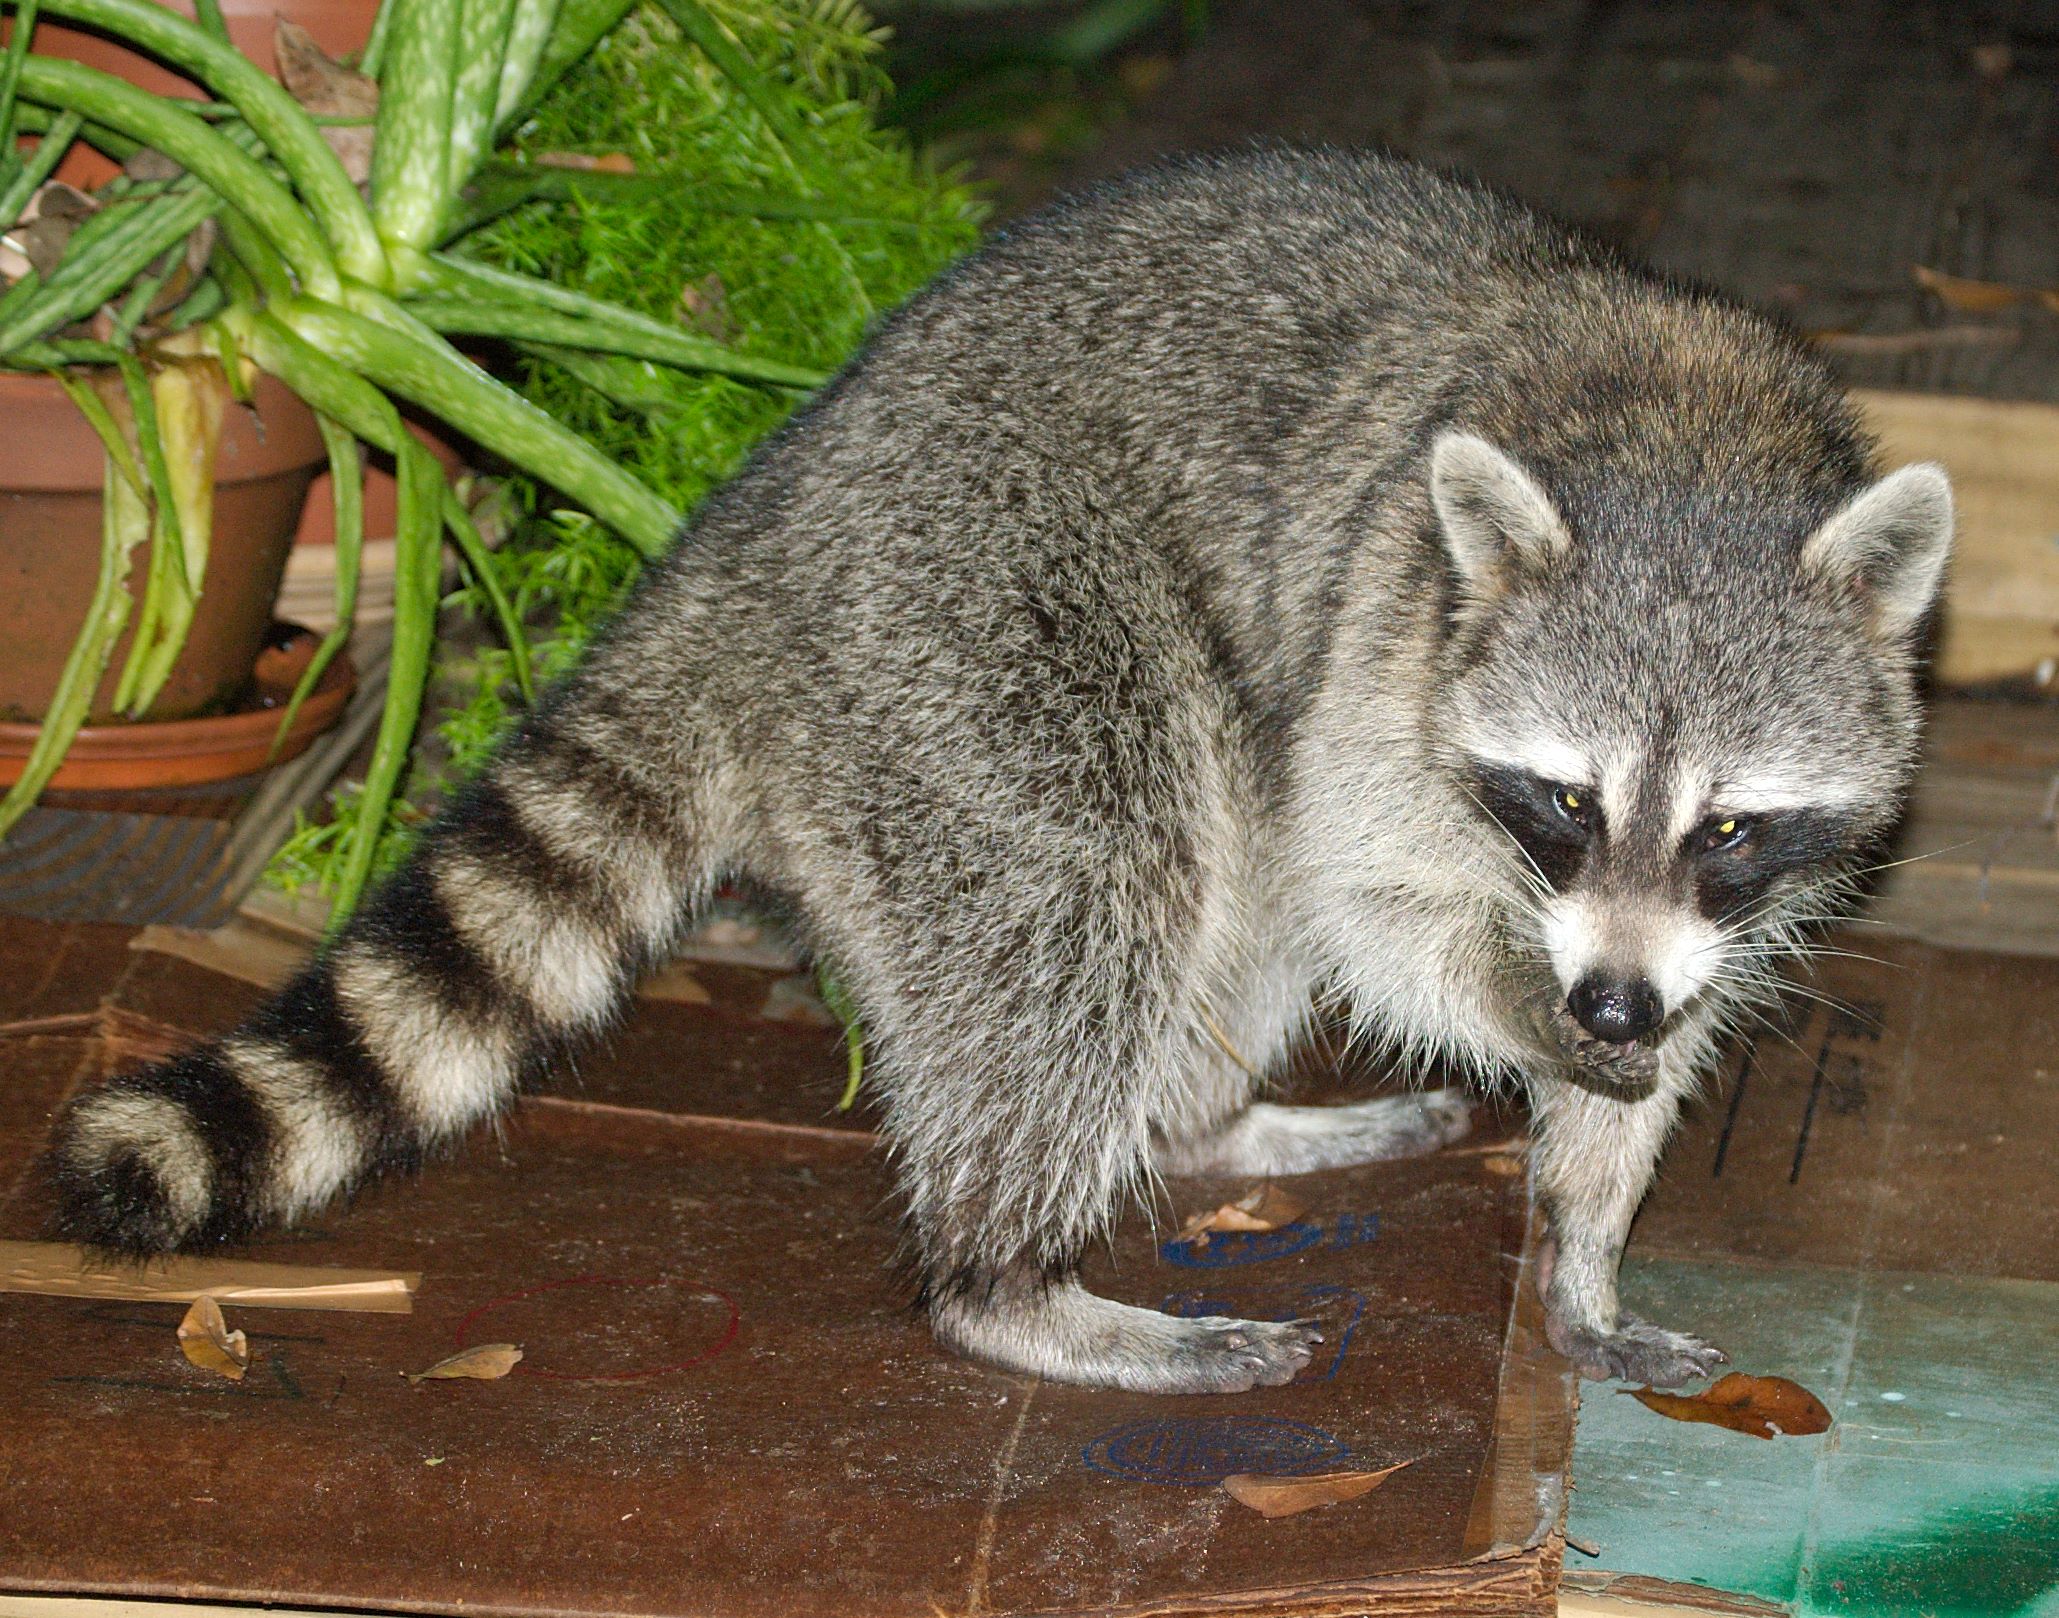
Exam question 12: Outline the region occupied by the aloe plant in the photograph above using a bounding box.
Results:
[0,0,869,917]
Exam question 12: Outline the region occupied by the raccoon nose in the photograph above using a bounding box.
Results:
[1567,974,1662,1044]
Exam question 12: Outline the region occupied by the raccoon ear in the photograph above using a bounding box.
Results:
[1429,431,1572,594]
[1799,463,1954,642]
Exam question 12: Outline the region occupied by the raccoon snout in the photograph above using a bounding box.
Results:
[1566,974,1662,1044]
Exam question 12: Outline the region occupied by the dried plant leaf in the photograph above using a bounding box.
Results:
[153,357,227,587]
[405,1343,522,1384]
[20,214,83,278]
[1628,1372,1832,1440]
[1911,263,2048,314]
[1222,1459,1413,1518]
[535,151,638,173]
[1177,1182,1308,1246]
[1970,42,2012,81]
[762,974,838,1026]
[274,20,379,184]
[177,1295,249,1380]
[677,272,736,343]
[122,149,185,185]
[36,182,97,221]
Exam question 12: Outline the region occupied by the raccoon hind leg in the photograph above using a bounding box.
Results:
[892,954,1330,1393]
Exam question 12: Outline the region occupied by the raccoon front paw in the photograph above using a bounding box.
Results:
[1546,1312,1729,1386]
[1546,1003,1661,1090]
[1159,1315,1324,1394]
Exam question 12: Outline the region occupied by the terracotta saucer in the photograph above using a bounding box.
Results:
[0,644,357,791]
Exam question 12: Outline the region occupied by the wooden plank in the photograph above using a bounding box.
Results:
[1854,388,2059,684]
[1870,696,2059,955]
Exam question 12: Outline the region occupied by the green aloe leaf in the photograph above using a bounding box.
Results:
[272,413,363,756]
[12,54,341,300]
[230,305,535,700]
[107,353,191,715]
[286,288,680,555]
[369,0,460,262]
[329,431,442,922]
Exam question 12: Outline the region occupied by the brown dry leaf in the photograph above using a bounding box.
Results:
[177,1295,249,1380]
[1911,263,2049,315]
[1970,42,2012,81]
[1480,1152,1524,1177]
[1627,1371,1832,1440]
[19,212,84,278]
[1725,53,1783,90]
[1177,1182,1307,1246]
[1222,1459,1413,1518]
[761,974,837,1027]
[677,272,736,343]
[535,151,637,174]
[274,19,378,184]
[405,1343,522,1384]
[122,148,185,185]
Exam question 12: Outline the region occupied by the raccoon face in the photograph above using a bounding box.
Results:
[1427,431,1953,1045]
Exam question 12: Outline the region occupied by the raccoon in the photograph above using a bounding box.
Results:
[49,148,1951,1395]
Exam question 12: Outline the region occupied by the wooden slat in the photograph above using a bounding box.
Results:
[1854,388,2059,684]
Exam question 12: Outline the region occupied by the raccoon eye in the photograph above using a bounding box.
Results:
[1551,785,1596,831]
[1700,815,1753,854]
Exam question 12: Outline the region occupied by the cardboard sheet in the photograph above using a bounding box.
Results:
[0,915,1568,1618]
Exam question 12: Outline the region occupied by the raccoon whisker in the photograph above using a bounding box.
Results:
[1704,975,1827,1057]
[1720,966,1859,1023]
[1781,943,1900,970]
[1453,783,1554,904]
[1707,992,1812,1060]
[1706,886,1855,950]
[1847,838,1979,879]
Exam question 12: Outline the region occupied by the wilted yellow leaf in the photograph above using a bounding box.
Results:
[1221,1459,1413,1518]
[1177,1182,1307,1246]
[177,1295,249,1380]
[1628,1372,1832,1439]
[1911,263,2049,314]
[274,19,378,184]
[405,1343,523,1384]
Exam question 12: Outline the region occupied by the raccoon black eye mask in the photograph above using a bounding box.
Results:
[48,148,1951,1396]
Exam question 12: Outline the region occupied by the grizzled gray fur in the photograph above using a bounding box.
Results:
[51,148,1952,1394]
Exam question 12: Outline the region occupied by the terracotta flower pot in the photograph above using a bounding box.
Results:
[5,0,385,188]
[0,368,328,726]
[0,639,356,790]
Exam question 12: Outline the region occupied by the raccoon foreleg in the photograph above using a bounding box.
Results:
[1154,1089,1473,1176]
[1527,1054,1727,1386]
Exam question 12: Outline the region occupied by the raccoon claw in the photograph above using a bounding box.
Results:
[1547,1312,1729,1386]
